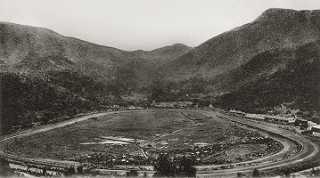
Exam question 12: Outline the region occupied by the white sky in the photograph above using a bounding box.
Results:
[0,0,319,51]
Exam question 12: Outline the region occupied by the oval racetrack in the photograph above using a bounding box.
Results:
[0,109,319,177]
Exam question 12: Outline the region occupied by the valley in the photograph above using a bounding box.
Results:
[0,7,320,177]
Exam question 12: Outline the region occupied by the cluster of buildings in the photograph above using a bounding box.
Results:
[8,162,64,177]
[226,110,320,136]
[152,101,194,108]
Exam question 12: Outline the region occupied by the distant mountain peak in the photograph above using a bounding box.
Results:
[171,43,191,47]
[256,8,320,22]
[131,43,191,53]
[263,8,296,14]
[150,43,191,52]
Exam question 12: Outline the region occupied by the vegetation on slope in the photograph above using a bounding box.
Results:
[0,71,121,135]
[158,9,320,91]
[214,40,320,115]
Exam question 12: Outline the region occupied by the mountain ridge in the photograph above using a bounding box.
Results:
[0,21,191,88]
[158,9,320,91]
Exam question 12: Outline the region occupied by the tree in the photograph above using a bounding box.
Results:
[65,166,75,176]
[0,158,14,177]
[154,153,174,176]
[77,165,83,174]
[42,112,54,124]
[126,169,138,177]
[284,167,291,177]
[180,156,197,177]
[42,167,47,175]
[149,80,167,102]
[154,154,197,177]
[252,168,260,177]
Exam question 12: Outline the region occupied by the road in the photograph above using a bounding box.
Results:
[0,109,319,177]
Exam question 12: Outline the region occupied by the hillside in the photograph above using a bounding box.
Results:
[133,43,192,66]
[148,8,320,116]
[158,9,320,94]
[0,22,191,135]
[214,40,320,115]
[0,72,94,135]
[0,21,190,89]
[0,69,136,135]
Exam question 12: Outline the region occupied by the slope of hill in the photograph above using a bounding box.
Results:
[133,43,192,66]
[159,9,320,92]
[0,22,191,135]
[0,72,93,135]
[0,21,191,89]
[148,8,320,116]
[214,39,320,115]
[0,22,148,89]
[0,69,133,135]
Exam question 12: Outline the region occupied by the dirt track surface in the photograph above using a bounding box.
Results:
[0,109,319,177]
[194,115,296,170]
[0,112,120,168]
[195,110,320,177]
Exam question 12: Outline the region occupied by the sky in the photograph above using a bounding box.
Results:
[0,0,319,51]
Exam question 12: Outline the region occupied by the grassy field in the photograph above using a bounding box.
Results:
[8,109,281,166]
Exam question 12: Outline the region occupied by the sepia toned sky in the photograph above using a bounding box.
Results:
[0,0,319,51]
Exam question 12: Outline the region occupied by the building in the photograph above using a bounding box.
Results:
[229,110,245,117]
[264,115,295,124]
[311,125,320,136]
[308,121,318,130]
[294,119,309,129]
[287,117,296,125]
[244,113,265,121]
